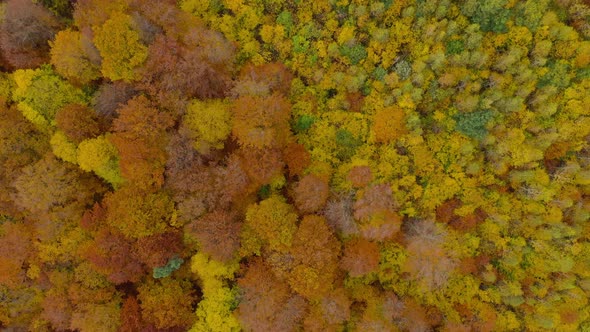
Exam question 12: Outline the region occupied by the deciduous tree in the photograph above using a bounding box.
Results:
[0,0,62,69]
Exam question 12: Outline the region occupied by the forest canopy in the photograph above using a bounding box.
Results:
[1,0,590,331]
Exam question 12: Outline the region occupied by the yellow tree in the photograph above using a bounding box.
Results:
[183,99,232,154]
[92,12,148,81]
[50,29,101,84]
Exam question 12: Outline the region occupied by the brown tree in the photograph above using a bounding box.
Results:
[0,0,62,69]
[185,210,242,262]
[92,82,138,126]
[231,93,292,149]
[110,95,174,189]
[55,104,102,143]
[340,238,380,277]
[292,174,330,214]
[289,215,341,299]
[236,258,307,332]
[139,33,233,112]
[82,228,145,284]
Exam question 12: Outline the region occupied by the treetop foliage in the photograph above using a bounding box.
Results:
[1,0,590,330]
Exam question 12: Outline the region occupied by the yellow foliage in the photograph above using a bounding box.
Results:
[50,29,101,84]
[50,131,78,164]
[190,253,240,332]
[184,99,232,154]
[77,136,123,187]
[371,106,407,144]
[92,12,148,81]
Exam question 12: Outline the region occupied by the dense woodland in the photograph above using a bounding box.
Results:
[1,0,590,330]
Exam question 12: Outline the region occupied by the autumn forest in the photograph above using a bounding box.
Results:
[1,0,590,331]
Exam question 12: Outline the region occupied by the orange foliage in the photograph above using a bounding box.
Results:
[236,258,306,332]
[231,93,292,149]
[353,184,401,241]
[137,278,197,329]
[292,174,330,214]
[237,147,285,187]
[283,142,311,177]
[289,215,340,299]
[185,210,242,262]
[340,238,380,277]
[110,95,174,189]
[372,106,407,144]
[55,104,102,143]
[347,166,373,188]
[83,228,145,284]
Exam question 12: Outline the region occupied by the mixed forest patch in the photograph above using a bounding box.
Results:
[1,0,590,330]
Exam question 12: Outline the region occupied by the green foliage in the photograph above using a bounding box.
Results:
[454,109,493,140]
[276,10,294,35]
[35,0,73,19]
[257,184,271,200]
[372,67,387,81]
[292,35,310,53]
[462,0,511,33]
[12,66,88,130]
[335,129,362,160]
[340,44,367,65]
[537,60,572,88]
[292,114,316,133]
[153,257,184,279]
[445,39,464,55]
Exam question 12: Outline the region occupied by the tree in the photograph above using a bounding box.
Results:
[324,194,360,237]
[183,99,233,154]
[110,95,174,189]
[288,215,340,299]
[340,238,380,277]
[77,135,124,187]
[119,297,157,332]
[236,258,307,332]
[138,32,234,111]
[231,93,292,149]
[347,166,373,188]
[185,210,242,262]
[353,184,402,241]
[190,252,240,332]
[241,195,298,255]
[372,105,407,144]
[137,278,197,329]
[236,147,285,188]
[283,142,311,177]
[303,288,351,331]
[55,104,102,144]
[133,231,184,269]
[0,102,49,217]
[0,0,62,69]
[91,82,137,126]
[292,174,330,213]
[103,185,176,239]
[82,228,145,284]
[12,66,88,130]
[92,11,148,81]
[403,220,457,290]
[12,153,106,225]
[50,29,101,84]
[0,222,32,289]
[233,62,294,97]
